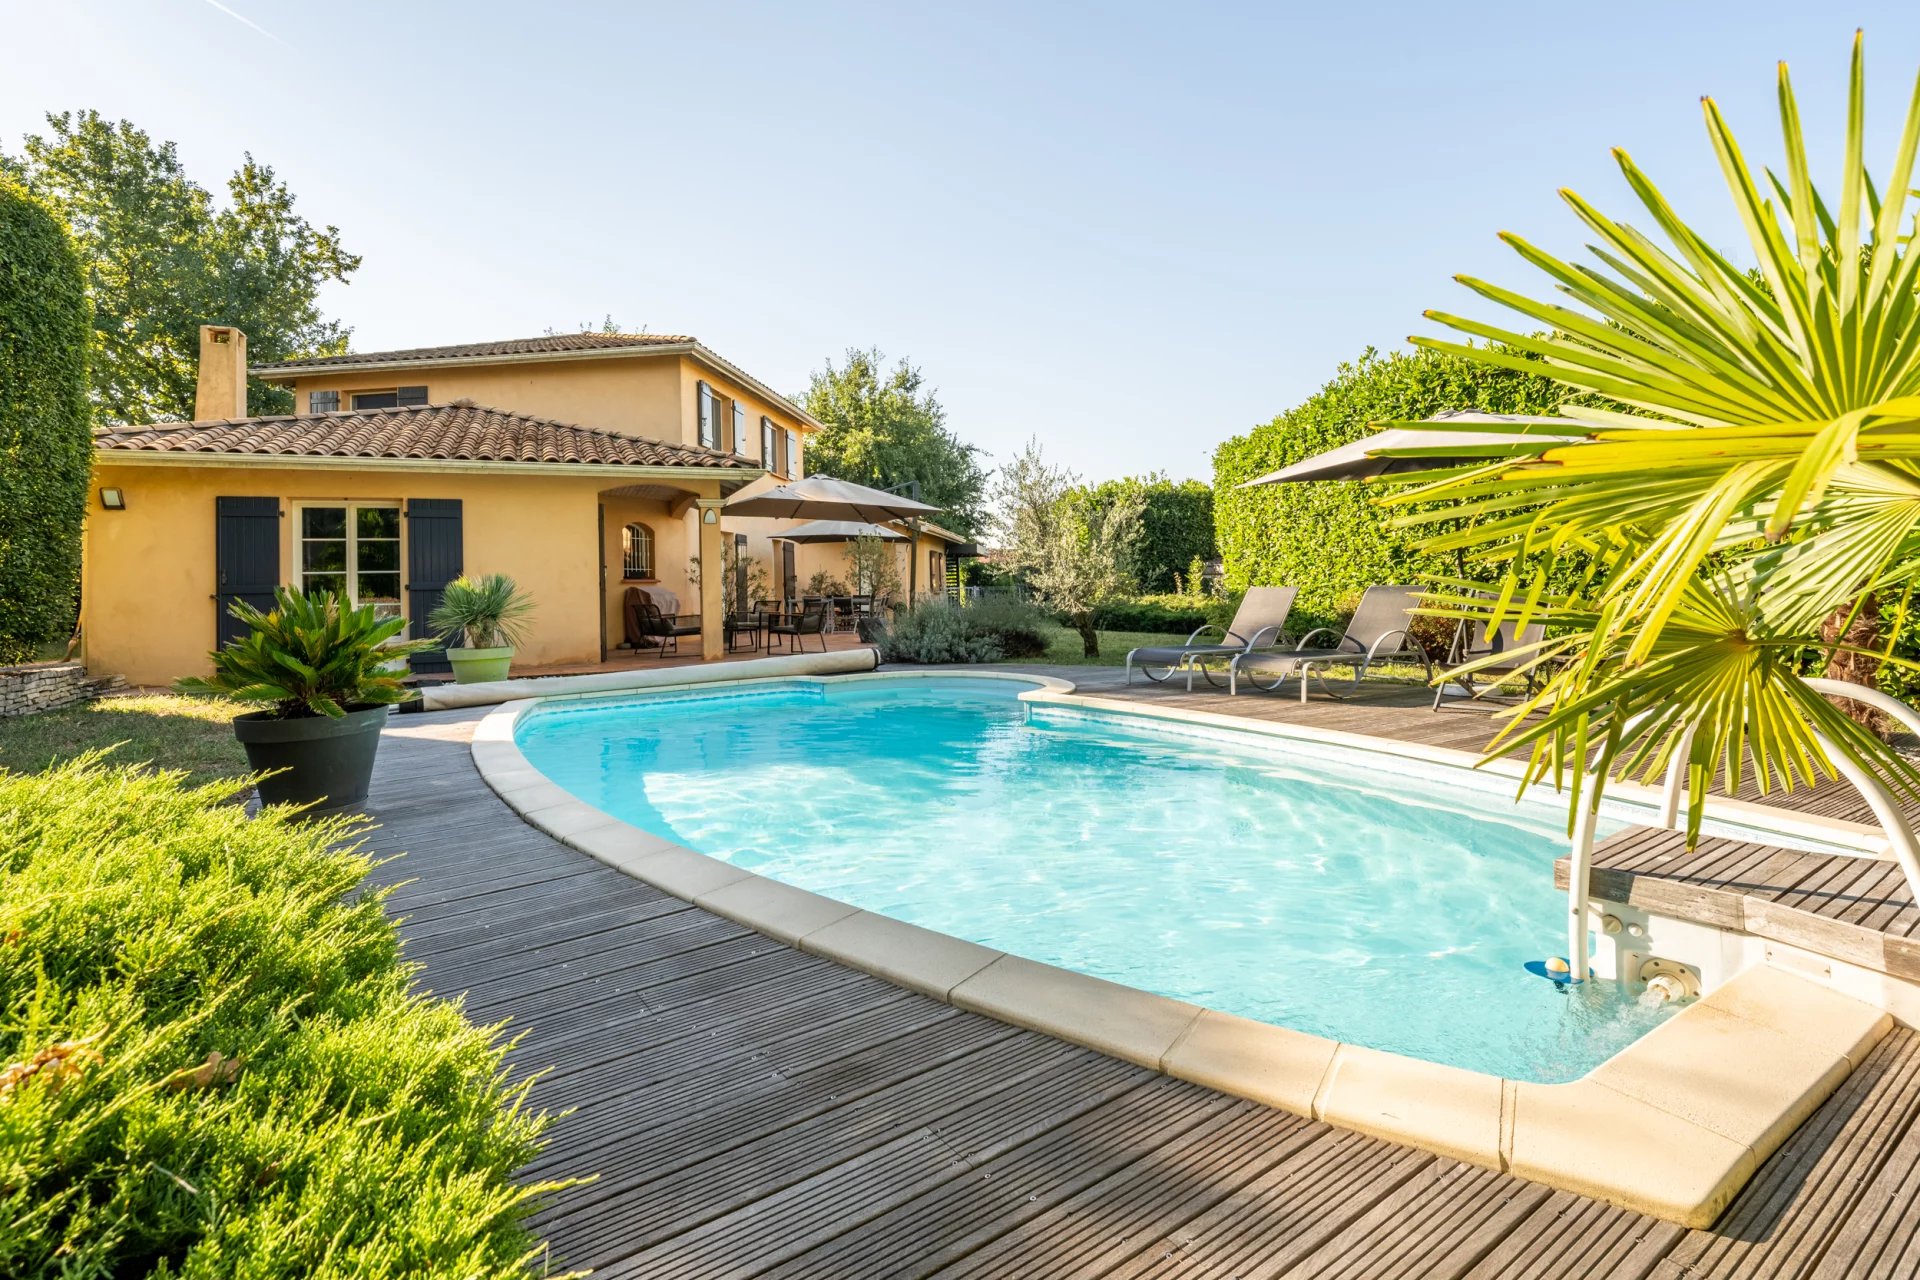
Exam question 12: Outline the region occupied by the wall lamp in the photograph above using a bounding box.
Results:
[702,507,719,524]
[99,487,127,511]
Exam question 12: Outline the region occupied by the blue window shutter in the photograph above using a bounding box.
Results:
[214,497,281,647]
[406,498,463,674]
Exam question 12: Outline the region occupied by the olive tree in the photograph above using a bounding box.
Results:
[992,440,1144,657]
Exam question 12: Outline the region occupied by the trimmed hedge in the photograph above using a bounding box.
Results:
[0,179,92,664]
[0,759,559,1278]
[1089,595,1211,634]
[1212,346,1567,636]
[1077,477,1215,593]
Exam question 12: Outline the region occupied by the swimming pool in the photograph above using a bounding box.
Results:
[515,675,1675,1082]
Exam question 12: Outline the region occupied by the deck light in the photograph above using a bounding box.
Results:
[100,487,126,510]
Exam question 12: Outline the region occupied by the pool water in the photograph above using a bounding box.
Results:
[515,677,1679,1082]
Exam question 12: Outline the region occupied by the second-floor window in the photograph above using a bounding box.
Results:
[351,386,428,410]
[697,381,718,449]
[309,390,340,414]
[761,417,777,471]
[733,402,747,455]
[787,429,801,479]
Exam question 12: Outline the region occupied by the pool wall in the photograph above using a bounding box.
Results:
[470,669,1893,1227]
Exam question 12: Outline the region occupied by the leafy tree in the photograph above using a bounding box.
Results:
[844,533,902,598]
[993,440,1144,656]
[1397,35,1920,840]
[1213,347,1566,634]
[4,111,359,424]
[1078,473,1215,592]
[799,348,988,536]
[0,177,90,663]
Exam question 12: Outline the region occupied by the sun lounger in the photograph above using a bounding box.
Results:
[1125,586,1297,689]
[1228,584,1432,699]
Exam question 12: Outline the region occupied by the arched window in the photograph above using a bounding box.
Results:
[622,522,656,580]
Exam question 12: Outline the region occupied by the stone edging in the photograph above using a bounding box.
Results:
[469,670,1893,1227]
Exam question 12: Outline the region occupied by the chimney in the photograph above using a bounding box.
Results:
[194,325,249,420]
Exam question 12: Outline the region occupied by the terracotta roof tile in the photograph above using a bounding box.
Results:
[251,332,694,373]
[94,402,755,470]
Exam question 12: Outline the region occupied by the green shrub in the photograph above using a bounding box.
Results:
[1213,346,1566,635]
[879,600,1002,663]
[961,598,1051,659]
[1090,595,1211,634]
[0,758,561,1278]
[0,178,91,664]
[878,598,1052,663]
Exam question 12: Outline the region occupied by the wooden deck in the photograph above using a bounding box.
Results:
[359,679,1920,1277]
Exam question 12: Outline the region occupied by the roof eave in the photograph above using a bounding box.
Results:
[94,447,764,494]
[254,341,827,433]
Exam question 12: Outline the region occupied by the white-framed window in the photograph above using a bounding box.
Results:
[622,522,656,580]
[761,416,777,469]
[697,380,717,448]
[295,501,403,620]
[350,386,428,410]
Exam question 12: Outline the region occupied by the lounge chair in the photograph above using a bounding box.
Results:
[1228,584,1433,699]
[1124,586,1298,688]
[1431,612,1547,710]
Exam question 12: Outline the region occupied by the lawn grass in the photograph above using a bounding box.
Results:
[1030,624,1191,666]
[0,693,248,787]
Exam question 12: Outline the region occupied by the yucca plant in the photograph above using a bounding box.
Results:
[428,573,536,650]
[1378,32,1920,837]
[178,587,431,719]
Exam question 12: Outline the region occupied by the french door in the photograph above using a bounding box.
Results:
[296,502,403,619]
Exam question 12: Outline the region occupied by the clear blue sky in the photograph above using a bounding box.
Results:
[5,2,1920,481]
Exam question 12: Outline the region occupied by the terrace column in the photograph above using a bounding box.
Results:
[696,499,726,661]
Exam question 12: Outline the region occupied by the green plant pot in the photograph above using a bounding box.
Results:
[446,646,515,683]
[233,703,389,810]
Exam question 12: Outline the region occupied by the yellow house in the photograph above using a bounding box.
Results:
[81,327,966,685]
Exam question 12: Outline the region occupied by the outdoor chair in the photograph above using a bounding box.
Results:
[768,604,829,654]
[726,608,766,653]
[1124,586,1298,689]
[1228,584,1433,699]
[1431,612,1548,711]
[624,588,701,659]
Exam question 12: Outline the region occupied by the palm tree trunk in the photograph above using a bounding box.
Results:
[1820,596,1889,738]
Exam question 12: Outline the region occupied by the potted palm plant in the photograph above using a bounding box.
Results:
[177,587,432,809]
[429,574,536,683]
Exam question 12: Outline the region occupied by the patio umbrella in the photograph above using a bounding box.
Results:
[768,520,909,544]
[1236,411,1590,487]
[724,475,943,522]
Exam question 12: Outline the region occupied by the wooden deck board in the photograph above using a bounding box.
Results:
[352,694,1920,1277]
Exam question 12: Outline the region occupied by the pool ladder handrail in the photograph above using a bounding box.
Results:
[1564,677,1920,983]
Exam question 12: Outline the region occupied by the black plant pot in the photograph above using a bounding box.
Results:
[233,703,390,810]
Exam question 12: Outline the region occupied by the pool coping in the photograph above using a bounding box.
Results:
[467,669,1895,1228]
